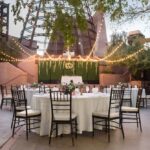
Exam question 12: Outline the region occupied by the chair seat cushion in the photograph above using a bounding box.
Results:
[16,106,31,111]
[16,109,41,117]
[121,106,138,112]
[92,112,119,118]
[54,112,77,121]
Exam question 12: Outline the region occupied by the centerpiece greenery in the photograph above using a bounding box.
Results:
[31,82,38,88]
[65,80,75,93]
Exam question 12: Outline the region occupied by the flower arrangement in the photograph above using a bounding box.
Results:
[65,80,75,93]
[118,82,125,88]
[31,82,38,88]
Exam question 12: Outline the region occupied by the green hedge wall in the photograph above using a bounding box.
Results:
[38,61,99,83]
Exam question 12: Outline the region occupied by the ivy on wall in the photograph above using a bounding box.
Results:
[38,61,99,83]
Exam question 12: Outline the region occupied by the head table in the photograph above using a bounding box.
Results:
[30,92,110,136]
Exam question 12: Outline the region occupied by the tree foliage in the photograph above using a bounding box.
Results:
[0,0,149,46]
[11,0,150,46]
[91,0,150,20]
[106,32,150,80]
[11,0,88,47]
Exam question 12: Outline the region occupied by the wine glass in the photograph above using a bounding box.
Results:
[86,86,89,93]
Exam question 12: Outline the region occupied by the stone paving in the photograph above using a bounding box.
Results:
[1,100,150,150]
[0,109,12,148]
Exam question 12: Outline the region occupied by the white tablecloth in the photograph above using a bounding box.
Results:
[103,88,146,107]
[25,88,39,105]
[31,92,110,136]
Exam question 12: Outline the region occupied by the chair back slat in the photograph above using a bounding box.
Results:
[123,88,132,99]
[11,88,27,113]
[50,90,72,120]
[108,88,124,117]
[136,88,143,108]
[17,89,27,106]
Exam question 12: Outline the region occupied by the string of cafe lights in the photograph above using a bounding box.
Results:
[0,16,148,63]
[87,17,104,59]
[0,57,16,62]
[0,50,16,60]
[0,15,116,63]
[39,47,146,63]
[11,38,32,56]
[105,47,145,63]
[0,50,35,62]
[101,42,123,61]
[0,46,147,63]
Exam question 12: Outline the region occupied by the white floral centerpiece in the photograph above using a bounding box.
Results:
[31,82,38,88]
[118,82,125,88]
[65,80,75,93]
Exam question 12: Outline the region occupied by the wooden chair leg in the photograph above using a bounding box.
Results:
[92,116,94,137]
[71,122,74,146]
[105,119,108,133]
[0,98,4,109]
[136,113,139,128]
[49,122,53,144]
[138,113,142,132]
[143,99,145,107]
[120,117,125,139]
[145,98,147,108]
[130,99,132,107]
[11,112,15,129]
[12,117,16,137]
[29,118,31,132]
[107,120,110,142]
[26,118,29,140]
[56,123,58,137]
[75,118,77,139]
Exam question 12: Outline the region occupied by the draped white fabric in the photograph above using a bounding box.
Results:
[61,76,83,85]
[25,88,39,105]
[31,92,110,136]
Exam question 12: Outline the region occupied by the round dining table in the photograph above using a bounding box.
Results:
[30,92,110,136]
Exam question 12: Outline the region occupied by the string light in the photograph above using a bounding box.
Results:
[0,50,36,62]
[38,46,146,63]
[101,42,123,60]
[0,51,16,60]
[87,17,104,58]
[0,16,147,64]
[11,38,32,56]
[105,48,145,63]
[0,45,147,64]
